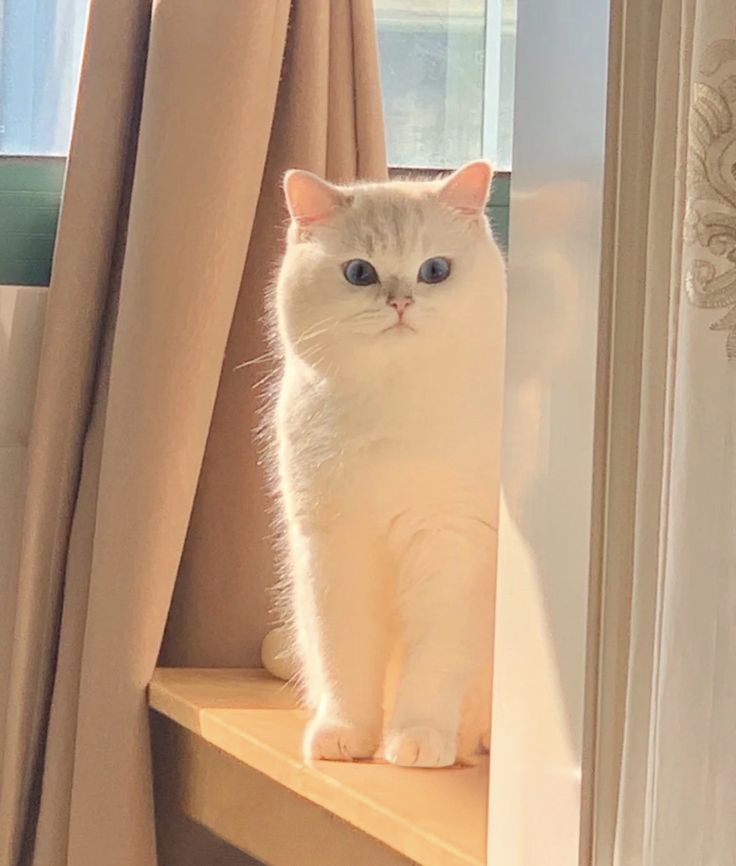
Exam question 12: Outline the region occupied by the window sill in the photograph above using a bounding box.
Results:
[149,668,488,866]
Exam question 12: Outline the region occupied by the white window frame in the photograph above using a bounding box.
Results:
[487,0,618,861]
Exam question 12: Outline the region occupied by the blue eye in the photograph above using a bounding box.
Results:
[343,259,379,286]
[418,256,451,284]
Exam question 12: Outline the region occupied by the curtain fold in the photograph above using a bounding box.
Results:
[604,1,736,863]
[161,1,387,667]
[0,4,154,860]
[0,1,386,864]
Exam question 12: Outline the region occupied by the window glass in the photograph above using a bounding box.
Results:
[0,0,90,155]
[375,0,516,170]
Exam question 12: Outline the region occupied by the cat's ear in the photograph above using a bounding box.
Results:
[437,161,493,216]
[283,169,344,225]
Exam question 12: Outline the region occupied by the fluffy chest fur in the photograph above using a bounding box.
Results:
[276,339,502,531]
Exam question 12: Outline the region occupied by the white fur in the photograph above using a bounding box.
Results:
[272,169,506,767]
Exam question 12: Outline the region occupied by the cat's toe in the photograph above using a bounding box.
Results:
[384,725,456,768]
[305,718,379,762]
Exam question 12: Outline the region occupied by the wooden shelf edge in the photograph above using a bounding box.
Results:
[149,668,488,866]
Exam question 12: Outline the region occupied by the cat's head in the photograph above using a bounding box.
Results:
[275,162,505,372]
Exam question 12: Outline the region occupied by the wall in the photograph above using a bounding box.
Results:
[0,158,63,285]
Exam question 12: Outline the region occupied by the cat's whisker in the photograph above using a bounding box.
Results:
[295,316,339,346]
[233,351,276,371]
[343,307,386,322]
[293,328,327,347]
[299,348,330,370]
[295,337,332,360]
[299,328,332,344]
[253,368,281,390]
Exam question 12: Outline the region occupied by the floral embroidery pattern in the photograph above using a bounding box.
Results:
[684,33,736,359]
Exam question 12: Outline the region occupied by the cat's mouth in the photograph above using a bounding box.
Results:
[379,321,417,335]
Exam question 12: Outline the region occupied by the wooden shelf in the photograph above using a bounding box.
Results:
[150,668,488,866]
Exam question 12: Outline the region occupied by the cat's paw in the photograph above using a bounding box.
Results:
[304,717,379,762]
[384,725,457,768]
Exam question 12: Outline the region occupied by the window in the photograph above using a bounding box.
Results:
[0,0,90,155]
[375,0,516,170]
[0,0,515,286]
[0,0,89,285]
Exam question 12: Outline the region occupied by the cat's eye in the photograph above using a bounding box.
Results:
[343,259,379,286]
[418,256,451,284]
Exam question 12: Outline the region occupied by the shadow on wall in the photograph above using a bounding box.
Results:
[489,178,601,862]
[502,178,599,738]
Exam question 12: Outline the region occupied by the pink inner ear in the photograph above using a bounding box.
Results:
[283,170,343,225]
[437,161,493,215]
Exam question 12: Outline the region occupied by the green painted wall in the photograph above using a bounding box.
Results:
[0,157,65,286]
[488,172,510,252]
[0,158,510,287]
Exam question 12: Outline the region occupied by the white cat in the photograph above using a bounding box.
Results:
[272,162,506,767]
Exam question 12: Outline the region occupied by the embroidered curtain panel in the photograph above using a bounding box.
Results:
[598,1,736,862]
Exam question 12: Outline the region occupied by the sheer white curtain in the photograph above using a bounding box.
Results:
[605,0,736,862]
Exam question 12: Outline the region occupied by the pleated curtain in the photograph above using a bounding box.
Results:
[0,2,386,864]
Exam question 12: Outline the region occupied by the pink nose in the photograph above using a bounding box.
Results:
[388,296,414,315]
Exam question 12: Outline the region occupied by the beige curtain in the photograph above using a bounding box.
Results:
[0,2,386,865]
[162,0,387,667]
[596,0,736,862]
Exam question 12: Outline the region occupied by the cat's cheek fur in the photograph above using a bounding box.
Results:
[272,168,506,766]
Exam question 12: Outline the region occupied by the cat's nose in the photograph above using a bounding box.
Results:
[387,296,414,315]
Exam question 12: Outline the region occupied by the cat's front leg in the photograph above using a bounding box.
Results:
[384,518,494,768]
[290,522,391,762]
